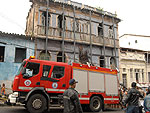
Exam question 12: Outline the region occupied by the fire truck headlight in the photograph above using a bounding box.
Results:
[11,92,19,98]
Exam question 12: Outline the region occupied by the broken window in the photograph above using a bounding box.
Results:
[58,15,66,36]
[15,48,26,63]
[41,11,51,26]
[51,66,65,79]
[58,15,66,29]
[110,57,116,69]
[85,24,89,34]
[109,26,113,38]
[0,46,5,62]
[42,65,51,77]
[75,20,79,32]
[23,62,40,77]
[39,50,51,61]
[57,52,66,63]
[98,23,103,37]
[99,56,104,67]
[79,46,89,64]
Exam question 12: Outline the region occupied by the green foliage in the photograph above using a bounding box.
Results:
[96,7,104,11]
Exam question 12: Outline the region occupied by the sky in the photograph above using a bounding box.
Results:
[0,0,150,37]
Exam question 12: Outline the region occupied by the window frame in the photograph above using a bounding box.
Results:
[51,65,65,79]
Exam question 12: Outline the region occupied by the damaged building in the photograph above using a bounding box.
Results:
[26,0,121,69]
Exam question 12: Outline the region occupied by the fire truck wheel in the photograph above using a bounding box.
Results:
[89,96,103,112]
[26,94,47,113]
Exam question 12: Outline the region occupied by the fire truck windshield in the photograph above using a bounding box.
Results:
[16,61,26,75]
[22,62,40,78]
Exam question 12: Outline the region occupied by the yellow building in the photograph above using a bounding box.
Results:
[119,34,150,88]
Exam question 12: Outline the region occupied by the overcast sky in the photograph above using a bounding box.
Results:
[0,0,150,37]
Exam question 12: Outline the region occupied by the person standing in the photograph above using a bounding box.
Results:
[143,93,150,113]
[146,86,150,96]
[1,83,6,96]
[123,82,143,113]
[63,79,83,113]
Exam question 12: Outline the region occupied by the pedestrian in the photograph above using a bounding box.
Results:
[146,86,150,96]
[143,93,150,113]
[1,83,6,96]
[63,79,83,113]
[123,82,143,113]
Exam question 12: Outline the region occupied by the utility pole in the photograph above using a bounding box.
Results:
[62,4,65,62]
[45,0,49,60]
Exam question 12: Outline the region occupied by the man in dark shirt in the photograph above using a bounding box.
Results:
[146,86,150,95]
[63,79,83,113]
[123,82,143,113]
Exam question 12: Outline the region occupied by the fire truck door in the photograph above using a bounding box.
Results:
[47,65,69,91]
[40,65,52,87]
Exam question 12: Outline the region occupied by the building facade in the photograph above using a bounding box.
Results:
[26,0,121,69]
[120,34,150,88]
[0,32,34,92]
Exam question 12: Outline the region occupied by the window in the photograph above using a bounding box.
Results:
[58,15,66,29]
[135,40,138,43]
[51,66,65,79]
[0,46,5,62]
[110,57,116,69]
[135,69,140,82]
[108,26,113,38]
[98,23,103,37]
[142,69,144,82]
[145,53,150,63]
[123,68,126,72]
[58,15,66,36]
[42,65,51,77]
[75,20,79,32]
[41,11,50,26]
[23,62,40,77]
[85,24,89,34]
[148,72,150,82]
[57,52,66,63]
[122,74,127,87]
[100,56,105,67]
[39,50,51,61]
[15,48,26,63]
[130,68,133,78]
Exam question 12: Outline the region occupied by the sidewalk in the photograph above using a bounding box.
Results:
[0,95,7,106]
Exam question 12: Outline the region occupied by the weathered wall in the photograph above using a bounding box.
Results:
[0,34,35,81]
[36,38,118,68]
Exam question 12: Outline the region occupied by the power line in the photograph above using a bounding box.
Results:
[0,12,25,30]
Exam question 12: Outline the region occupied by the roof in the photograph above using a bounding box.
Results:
[120,34,150,39]
[0,31,32,40]
[30,0,121,22]
[119,34,150,52]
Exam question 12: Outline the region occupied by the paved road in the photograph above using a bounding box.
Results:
[0,106,124,113]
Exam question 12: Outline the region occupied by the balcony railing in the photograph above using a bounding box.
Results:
[37,25,119,48]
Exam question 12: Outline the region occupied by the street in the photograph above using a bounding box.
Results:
[0,106,124,113]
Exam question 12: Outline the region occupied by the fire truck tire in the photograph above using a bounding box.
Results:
[26,94,47,113]
[89,96,103,112]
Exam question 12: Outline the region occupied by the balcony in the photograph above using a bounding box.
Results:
[37,25,119,48]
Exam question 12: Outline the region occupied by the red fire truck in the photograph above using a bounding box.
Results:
[9,56,119,113]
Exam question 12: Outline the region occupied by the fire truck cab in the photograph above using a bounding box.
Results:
[9,56,119,113]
